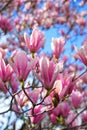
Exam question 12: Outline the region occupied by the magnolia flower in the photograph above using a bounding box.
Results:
[50,114,57,124]
[15,91,29,107]
[29,105,45,124]
[0,15,13,33]
[49,104,61,124]
[76,18,86,26]
[70,90,83,108]
[60,102,70,117]
[24,27,45,53]
[50,101,70,123]
[34,55,63,90]
[53,72,75,100]
[66,111,78,127]
[28,88,41,104]
[10,73,19,93]
[0,59,13,82]
[82,111,87,122]
[74,44,87,66]
[51,37,65,58]
[0,59,13,93]
[9,50,32,81]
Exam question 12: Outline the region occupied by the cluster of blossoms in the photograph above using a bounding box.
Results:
[0,0,87,130]
[0,27,87,130]
[0,0,87,54]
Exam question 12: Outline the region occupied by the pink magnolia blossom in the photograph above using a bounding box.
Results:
[12,104,20,115]
[24,27,45,53]
[44,94,54,108]
[74,44,87,66]
[15,0,26,6]
[76,18,86,27]
[29,105,45,124]
[53,72,75,99]
[56,16,66,24]
[51,37,65,58]
[0,59,13,81]
[0,15,13,33]
[15,87,41,106]
[42,18,53,28]
[52,104,61,116]
[28,88,41,104]
[49,101,70,123]
[66,111,78,127]
[15,91,28,107]
[49,104,61,124]
[60,102,70,117]
[50,114,57,124]
[34,55,63,90]
[0,59,13,93]
[82,111,87,122]
[9,51,32,81]
[53,80,62,95]
[70,90,83,108]
[10,73,19,93]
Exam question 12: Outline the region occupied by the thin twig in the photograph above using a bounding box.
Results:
[72,69,87,82]
[68,107,87,126]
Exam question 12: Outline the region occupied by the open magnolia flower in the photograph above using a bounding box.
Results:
[34,55,64,90]
[51,37,65,59]
[74,44,87,66]
[24,27,45,53]
[9,50,33,81]
[0,58,13,93]
[53,72,75,99]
